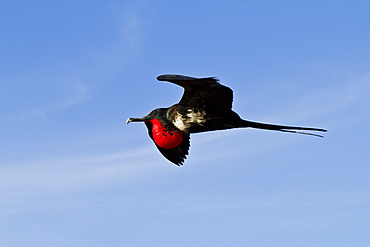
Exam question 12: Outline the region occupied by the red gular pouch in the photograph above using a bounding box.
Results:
[147,119,183,149]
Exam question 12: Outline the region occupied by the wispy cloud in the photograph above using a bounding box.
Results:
[89,1,153,71]
[2,78,92,125]
[260,72,370,125]
[31,81,91,118]
[3,2,154,123]
[0,146,164,207]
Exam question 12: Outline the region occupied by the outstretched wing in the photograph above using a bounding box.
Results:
[157,74,234,113]
[154,134,190,166]
[145,120,190,166]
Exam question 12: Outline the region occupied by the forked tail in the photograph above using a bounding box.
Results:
[241,120,327,138]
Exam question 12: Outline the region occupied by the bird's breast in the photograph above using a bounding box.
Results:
[147,119,183,149]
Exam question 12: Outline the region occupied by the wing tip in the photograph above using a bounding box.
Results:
[157,74,218,82]
[157,74,195,81]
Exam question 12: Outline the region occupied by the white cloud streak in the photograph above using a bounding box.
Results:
[259,72,370,125]
[0,146,162,206]
[90,1,153,71]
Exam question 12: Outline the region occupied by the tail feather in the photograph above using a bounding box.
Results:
[241,120,327,138]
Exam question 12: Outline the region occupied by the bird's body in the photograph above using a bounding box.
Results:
[127,75,327,165]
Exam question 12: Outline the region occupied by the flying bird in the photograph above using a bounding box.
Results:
[127,75,327,166]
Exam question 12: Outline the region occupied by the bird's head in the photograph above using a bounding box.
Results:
[126,108,168,124]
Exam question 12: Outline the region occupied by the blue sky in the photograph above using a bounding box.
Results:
[1,1,370,246]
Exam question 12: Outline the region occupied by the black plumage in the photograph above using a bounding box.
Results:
[127,74,327,165]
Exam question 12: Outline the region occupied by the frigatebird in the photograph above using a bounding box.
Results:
[127,75,327,166]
